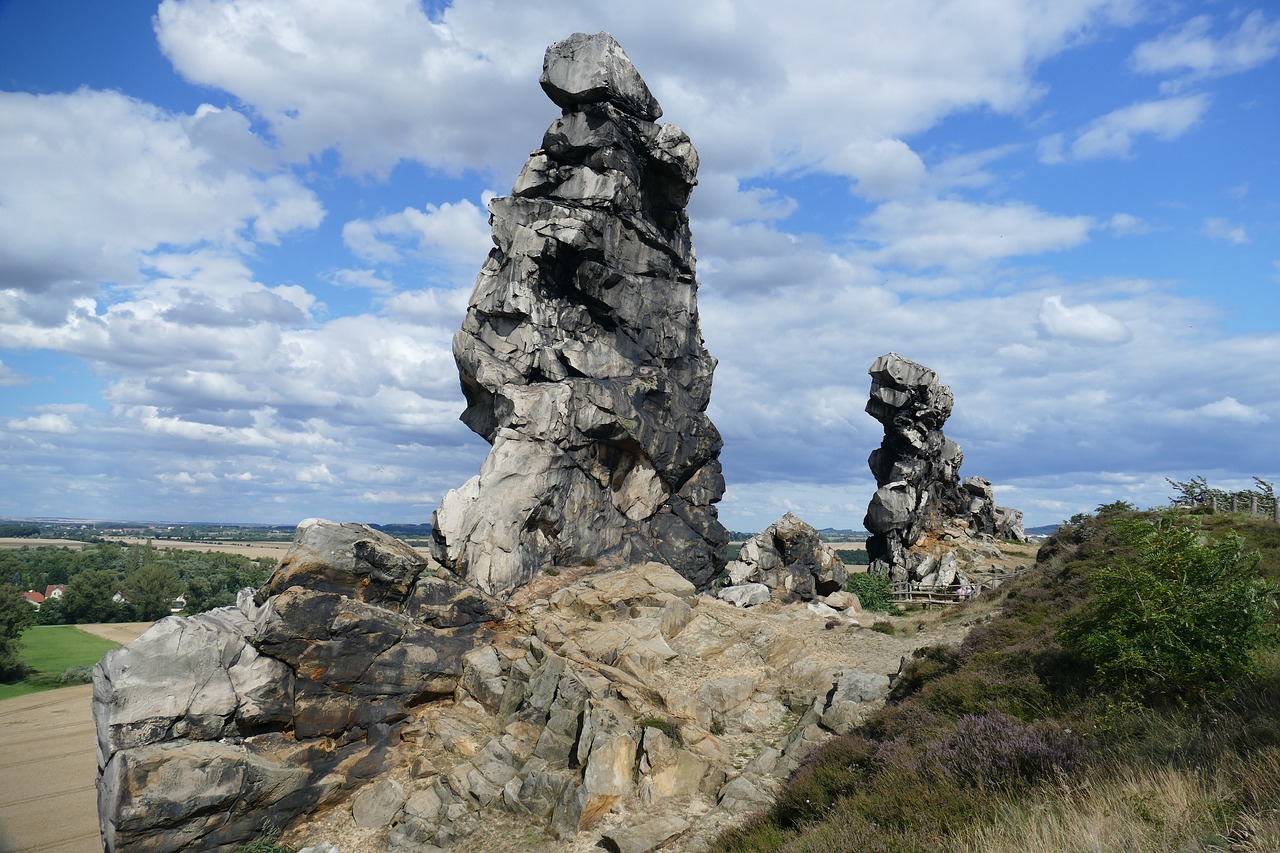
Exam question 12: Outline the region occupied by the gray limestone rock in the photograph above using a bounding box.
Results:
[863,353,1025,582]
[716,582,770,608]
[723,512,847,601]
[433,31,727,595]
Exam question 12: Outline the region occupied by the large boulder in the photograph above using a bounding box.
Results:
[862,353,1026,582]
[432,31,727,595]
[94,520,502,852]
[722,512,846,602]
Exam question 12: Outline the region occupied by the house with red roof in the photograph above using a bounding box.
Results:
[20,589,44,609]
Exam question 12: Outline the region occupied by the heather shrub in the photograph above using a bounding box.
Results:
[925,712,1080,789]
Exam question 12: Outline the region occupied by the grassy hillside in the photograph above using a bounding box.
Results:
[712,507,1280,852]
[0,626,120,700]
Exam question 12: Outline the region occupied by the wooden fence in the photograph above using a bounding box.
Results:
[1207,493,1280,524]
[891,565,1036,606]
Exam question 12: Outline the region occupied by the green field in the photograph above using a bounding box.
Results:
[0,626,121,700]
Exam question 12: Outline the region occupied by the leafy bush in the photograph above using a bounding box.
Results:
[846,571,893,611]
[1059,513,1279,699]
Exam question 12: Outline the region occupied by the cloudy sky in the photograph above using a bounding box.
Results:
[1,0,1277,531]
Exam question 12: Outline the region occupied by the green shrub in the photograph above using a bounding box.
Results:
[1059,513,1279,700]
[846,572,893,611]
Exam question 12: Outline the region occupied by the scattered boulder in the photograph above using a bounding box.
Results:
[720,513,847,603]
[432,31,727,596]
[863,353,1025,584]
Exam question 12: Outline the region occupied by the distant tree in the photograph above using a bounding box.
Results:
[62,569,125,624]
[127,563,182,621]
[0,584,36,681]
[1095,500,1137,516]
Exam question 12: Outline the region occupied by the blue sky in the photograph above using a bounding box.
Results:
[1,0,1277,531]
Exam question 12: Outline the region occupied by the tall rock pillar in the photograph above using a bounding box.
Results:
[434,32,727,595]
[862,352,1026,582]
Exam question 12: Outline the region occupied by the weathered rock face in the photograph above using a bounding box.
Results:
[432,31,727,595]
[863,353,1025,582]
[719,512,848,604]
[94,520,505,853]
[284,560,915,852]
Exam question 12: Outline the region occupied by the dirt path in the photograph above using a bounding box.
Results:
[0,623,150,853]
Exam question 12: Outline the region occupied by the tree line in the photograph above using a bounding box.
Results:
[2,542,275,625]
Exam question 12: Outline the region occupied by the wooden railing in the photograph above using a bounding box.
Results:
[891,565,1037,605]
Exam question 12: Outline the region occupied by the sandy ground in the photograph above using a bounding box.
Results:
[0,623,150,853]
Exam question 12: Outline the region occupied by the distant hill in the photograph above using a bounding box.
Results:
[1026,524,1061,537]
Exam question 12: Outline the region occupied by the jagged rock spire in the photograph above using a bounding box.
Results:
[433,32,727,595]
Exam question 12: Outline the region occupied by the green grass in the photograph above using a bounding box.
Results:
[0,626,121,700]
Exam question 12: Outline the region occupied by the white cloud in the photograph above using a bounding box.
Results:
[1132,11,1280,79]
[1050,95,1209,161]
[0,360,27,387]
[1106,213,1153,235]
[1203,217,1249,245]
[1037,294,1131,344]
[7,413,77,434]
[862,199,1094,271]
[1195,396,1269,424]
[153,0,1132,187]
[343,200,492,267]
[824,138,926,200]
[0,89,324,296]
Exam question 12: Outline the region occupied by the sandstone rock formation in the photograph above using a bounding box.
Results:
[93,520,505,852]
[863,353,1025,583]
[270,559,921,852]
[718,512,848,604]
[432,31,727,595]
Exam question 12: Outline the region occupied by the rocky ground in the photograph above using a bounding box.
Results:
[280,545,1032,853]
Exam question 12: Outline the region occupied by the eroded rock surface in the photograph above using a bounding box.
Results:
[94,520,504,853]
[718,513,848,604]
[279,560,956,853]
[863,353,1026,584]
[432,31,727,595]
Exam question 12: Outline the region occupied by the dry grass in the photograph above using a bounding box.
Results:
[956,764,1231,853]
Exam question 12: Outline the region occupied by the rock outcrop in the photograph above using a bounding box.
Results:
[718,513,848,604]
[271,559,923,852]
[863,353,1025,583]
[432,31,727,595]
[93,520,505,852]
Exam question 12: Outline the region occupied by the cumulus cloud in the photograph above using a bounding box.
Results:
[0,89,324,296]
[1044,95,1209,162]
[343,200,492,267]
[1037,295,1131,344]
[862,199,1094,271]
[7,413,77,434]
[1195,396,1269,424]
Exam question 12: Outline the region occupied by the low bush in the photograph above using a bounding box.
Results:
[846,572,893,611]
